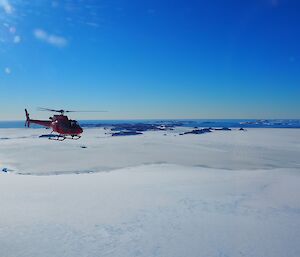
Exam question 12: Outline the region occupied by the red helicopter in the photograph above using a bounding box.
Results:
[25,108,103,141]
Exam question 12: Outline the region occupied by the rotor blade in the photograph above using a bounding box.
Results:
[65,110,108,113]
[37,107,107,113]
[37,107,62,112]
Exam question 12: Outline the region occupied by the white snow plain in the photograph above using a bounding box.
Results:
[0,128,300,257]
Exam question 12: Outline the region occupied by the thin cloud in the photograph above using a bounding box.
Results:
[33,29,67,48]
[0,0,13,14]
[85,22,99,28]
[4,67,11,74]
[13,35,21,43]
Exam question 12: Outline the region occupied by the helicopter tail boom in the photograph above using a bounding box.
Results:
[25,109,52,128]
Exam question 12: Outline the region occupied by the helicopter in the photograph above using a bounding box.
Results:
[25,108,104,141]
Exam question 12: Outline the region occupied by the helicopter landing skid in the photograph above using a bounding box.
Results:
[48,135,81,141]
[65,135,81,140]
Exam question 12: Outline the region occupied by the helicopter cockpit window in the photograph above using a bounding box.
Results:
[70,120,78,127]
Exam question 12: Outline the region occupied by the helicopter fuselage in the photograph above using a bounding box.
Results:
[25,109,83,136]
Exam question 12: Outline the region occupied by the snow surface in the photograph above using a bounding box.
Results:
[0,128,299,174]
[0,128,299,257]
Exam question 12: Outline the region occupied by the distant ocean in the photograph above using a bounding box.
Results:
[0,119,300,129]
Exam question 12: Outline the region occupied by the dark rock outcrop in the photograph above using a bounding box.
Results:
[214,127,231,131]
[112,131,143,136]
[182,128,212,135]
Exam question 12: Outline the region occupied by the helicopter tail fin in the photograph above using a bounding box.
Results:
[25,109,30,127]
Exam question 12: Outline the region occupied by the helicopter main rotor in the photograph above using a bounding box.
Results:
[38,107,107,115]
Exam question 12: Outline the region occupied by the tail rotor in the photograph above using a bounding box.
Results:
[25,109,30,127]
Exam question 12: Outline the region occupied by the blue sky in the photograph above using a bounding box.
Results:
[0,0,299,120]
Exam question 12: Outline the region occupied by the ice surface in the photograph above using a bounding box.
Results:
[0,128,299,257]
[0,128,299,174]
